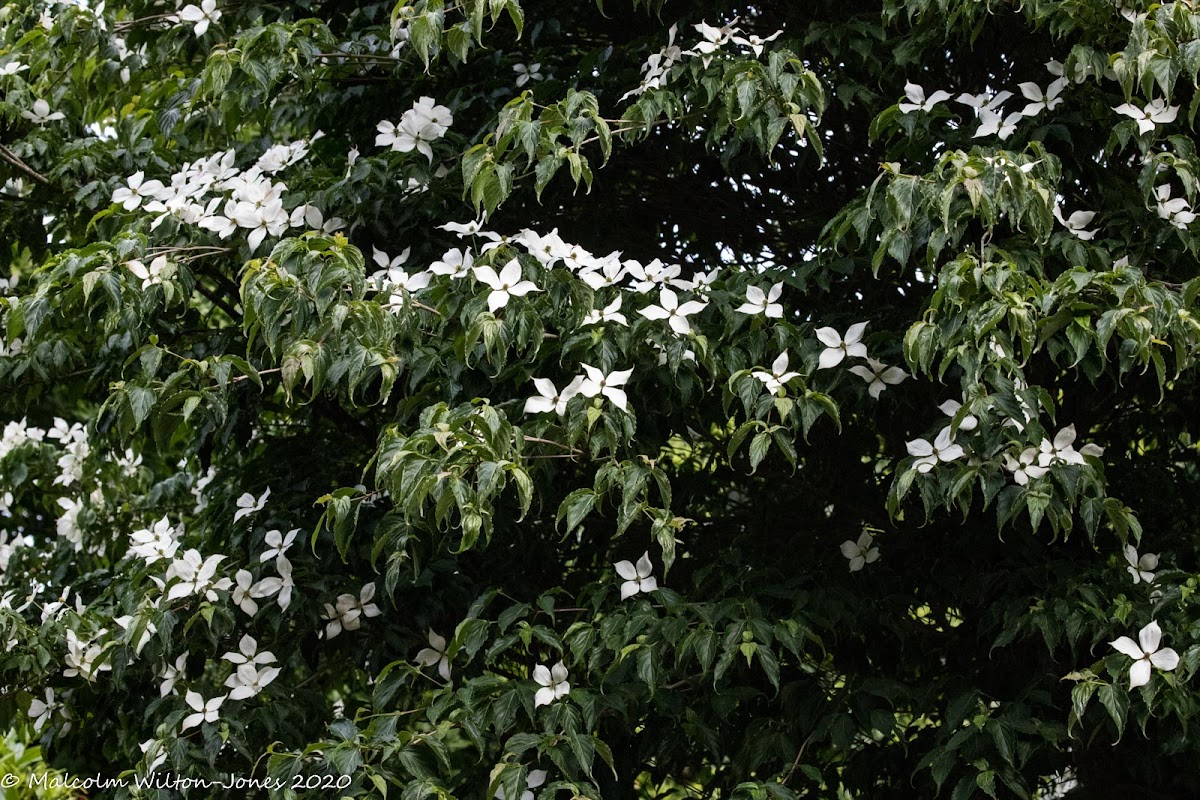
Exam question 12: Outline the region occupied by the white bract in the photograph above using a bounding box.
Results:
[1110,621,1179,688]
[752,352,801,394]
[637,287,707,335]
[429,247,474,278]
[1154,185,1197,228]
[1003,447,1047,485]
[848,358,907,399]
[416,629,452,681]
[126,256,171,289]
[224,663,281,700]
[474,259,540,312]
[973,108,1021,140]
[1037,425,1086,466]
[1123,544,1159,584]
[614,552,658,599]
[494,768,547,800]
[1018,78,1067,116]
[179,0,221,36]
[897,82,952,114]
[180,691,224,731]
[906,427,965,473]
[533,661,570,707]
[1053,206,1098,240]
[222,634,276,667]
[513,62,543,87]
[735,283,783,318]
[112,172,166,210]
[937,399,978,432]
[840,531,880,572]
[815,322,868,369]
[234,486,271,522]
[259,528,297,562]
[375,97,453,161]
[524,376,584,416]
[158,652,188,697]
[581,296,628,327]
[579,364,633,411]
[22,98,65,124]
[1113,99,1178,134]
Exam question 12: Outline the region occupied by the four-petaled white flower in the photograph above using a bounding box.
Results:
[1113,99,1178,135]
[615,552,658,599]
[159,651,188,697]
[1037,425,1086,467]
[752,352,801,395]
[0,62,29,77]
[234,486,271,522]
[816,322,868,369]
[1053,206,1098,240]
[533,661,570,707]
[1018,78,1067,116]
[259,528,297,562]
[1154,184,1197,229]
[513,62,543,87]
[524,376,584,416]
[1123,544,1159,585]
[224,663,281,700]
[494,768,547,800]
[1110,621,1179,688]
[179,0,221,36]
[973,108,1021,140]
[839,531,880,572]
[897,82,952,114]
[112,172,166,210]
[848,358,907,399]
[180,690,224,731]
[28,688,59,732]
[582,296,628,327]
[416,629,452,681]
[937,399,978,432]
[735,283,784,318]
[637,287,707,335]
[474,259,540,312]
[906,427,965,472]
[579,364,633,411]
[1003,447,1048,485]
[21,98,65,124]
[222,634,276,666]
[126,256,170,289]
[429,247,475,278]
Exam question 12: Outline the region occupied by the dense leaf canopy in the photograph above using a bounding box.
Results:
[2,0,1200,798]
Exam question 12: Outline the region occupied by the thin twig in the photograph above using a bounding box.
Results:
[0,144,49,185]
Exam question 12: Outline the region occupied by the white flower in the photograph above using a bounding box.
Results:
[906,427,965,472]
[533,661,570,707]
[848,358,907,399]
[28,688,59,732]
[1037,425,1086,467]
[259,528,298,562]
[429,247,475,278]
[1153,185,1197,228]
[158,652,188,697]
[1003,447,1048,485]
[513,62,543,87]
[752,352,801,394]
[474,259,540,312]
[114,613,157,657]
[179,0,221,37]
[222,634,276,667]
[140,738,168,773]
[224,663,281,700]
[897,82,952,114]
[180,690,224,731]
[1113,99,1178,135]
[524,376,585,416]
[0,62,29,77]
[129,516,179,564]
[1110,621,1179,688]
[1123,544,1159,585]
[581,296,628,327]
[735,283,783,318]
[973,108,1021,140]
[1018,78,1067,116]
[731,30,782,57]
[495,768,548,800]
[637,287,708,335]
[126,256,171,289]
[234,486,271,522]
[937,399,978,432]
[165,550,231,602]
[839,531,879,572]
[1053,206,1098,240]
[416,629,452,680]
[112,172,166,210]
[957,90,1013,112]
[815,322,868,369]
[614,552,658,600]
[231,570,260,615]
[579,364,634,411]
[21,98,65,124]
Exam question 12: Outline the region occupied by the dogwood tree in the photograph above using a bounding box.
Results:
[2,0,1200,797]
